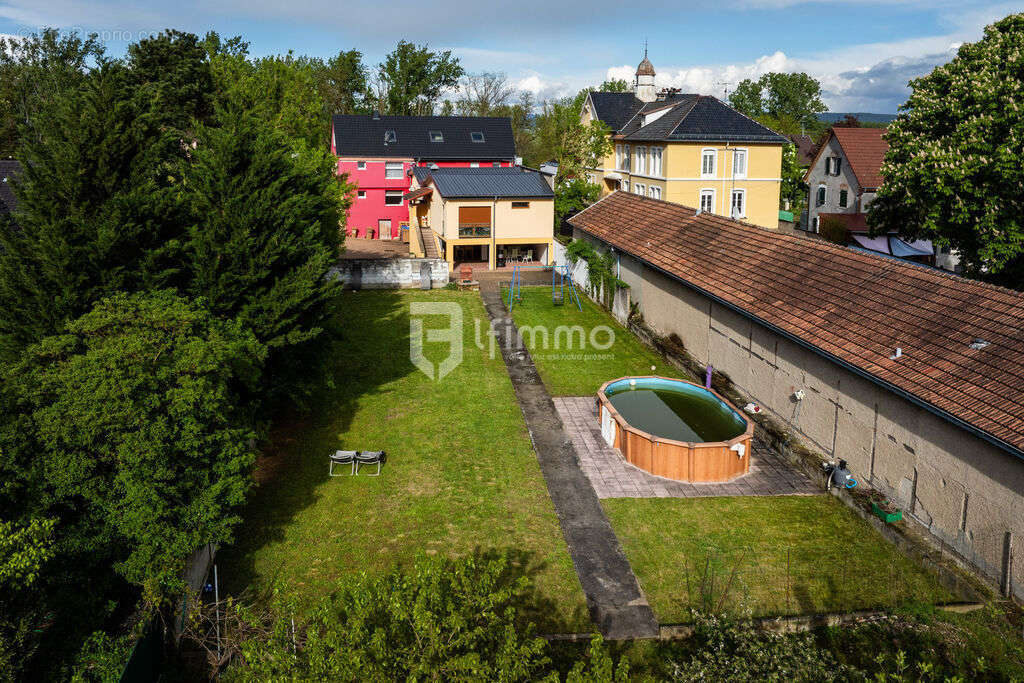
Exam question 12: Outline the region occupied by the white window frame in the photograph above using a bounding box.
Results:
[384,190,403,206]
[816,184,827,207]
[648,185,661,200]
[730,189,746,219]
[470,162,480,168]
[701,148,716,178]
[699,188,715,214]
[649,147,663,177]
[357,190,366,199]
[635,146,646,174]
[622,180,630,192]
[615,144,622,169]
[634,182,645,196]
[831,156,842,176]
[622,145,631,171]
[812,216,820,233]
[384,162,404,179]
[357,161,366,170]
[732,148,748,179]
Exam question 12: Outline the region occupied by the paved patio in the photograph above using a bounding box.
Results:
[554,396,821,499]
[339,237,410,260]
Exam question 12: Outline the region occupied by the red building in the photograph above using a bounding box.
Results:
[331,114,516,239]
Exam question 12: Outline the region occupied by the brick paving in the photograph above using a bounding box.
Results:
[554,396,821,499]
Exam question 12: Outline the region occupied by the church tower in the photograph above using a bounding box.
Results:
[635,46,656,103]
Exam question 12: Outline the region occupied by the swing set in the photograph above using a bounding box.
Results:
[505,264,582,312]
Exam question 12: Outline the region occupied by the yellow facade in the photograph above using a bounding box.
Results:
[407,176,554,268]
[588,138,783,231]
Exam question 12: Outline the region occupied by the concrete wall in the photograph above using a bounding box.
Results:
[329,258,449,289]
[572,226,1024,601]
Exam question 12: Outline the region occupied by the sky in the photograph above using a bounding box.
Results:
[0,0,1018,113]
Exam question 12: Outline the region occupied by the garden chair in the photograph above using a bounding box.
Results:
[355,450,387,476]
[329,450,356,476]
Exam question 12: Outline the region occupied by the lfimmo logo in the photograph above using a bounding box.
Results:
[410,302,463,380]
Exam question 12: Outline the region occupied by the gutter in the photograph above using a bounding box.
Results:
[571,223,1024,462]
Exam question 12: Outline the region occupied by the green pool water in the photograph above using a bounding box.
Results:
[605,380,747,443]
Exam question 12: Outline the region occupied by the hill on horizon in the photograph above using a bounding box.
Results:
[817,112,898,124]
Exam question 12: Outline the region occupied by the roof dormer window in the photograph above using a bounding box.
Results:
[470,131,485,143]
[429,130,443,142]
[384,129,397,144]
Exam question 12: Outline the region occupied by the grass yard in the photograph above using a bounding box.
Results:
[602,496,957,623]
[220,289,590,631]
[508,285,682,396]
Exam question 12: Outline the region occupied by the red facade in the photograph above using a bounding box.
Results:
[336,158,511,239]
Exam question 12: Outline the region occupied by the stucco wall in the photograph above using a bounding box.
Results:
[572,226,1023,600]
[590,140,782,231]
[805,137,862,232]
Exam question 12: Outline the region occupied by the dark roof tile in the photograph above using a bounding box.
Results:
[421,167,553,199]
[332,115,515,160]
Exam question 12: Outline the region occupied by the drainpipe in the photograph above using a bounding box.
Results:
[492,196,498,269]
[705,364,713,389]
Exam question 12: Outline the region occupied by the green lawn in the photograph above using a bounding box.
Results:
[602,496,957,623]
[220,289,589,631]
[507,285,682,396]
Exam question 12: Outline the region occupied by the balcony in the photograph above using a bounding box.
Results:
[458,223,491,238]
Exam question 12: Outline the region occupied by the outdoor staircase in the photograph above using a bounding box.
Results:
[419,226,440,259]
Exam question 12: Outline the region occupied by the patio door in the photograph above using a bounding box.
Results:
[378,219,392,240]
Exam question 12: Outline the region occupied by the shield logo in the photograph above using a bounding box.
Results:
[410,302,463,380]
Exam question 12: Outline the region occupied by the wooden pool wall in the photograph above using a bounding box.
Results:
[596,376,755,483]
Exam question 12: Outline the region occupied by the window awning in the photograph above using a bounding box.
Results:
[851,234,934,259]
[604,172,622,181]
[889,237,933,258]
[403,187,432,202]
[851,234,889,253]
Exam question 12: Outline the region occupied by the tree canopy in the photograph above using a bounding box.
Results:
[729,72,826,133]
[374,41,463,115]
[867,13,1024,288]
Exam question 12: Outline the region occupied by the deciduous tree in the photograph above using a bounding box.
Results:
[729,72,826,133]
[868,13,1024,288]
[0,29,104,154]
[374,41,463,115]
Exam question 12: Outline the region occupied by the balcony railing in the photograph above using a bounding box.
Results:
[458,224,491,238]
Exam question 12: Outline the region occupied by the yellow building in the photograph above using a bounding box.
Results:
[406,166,555,269]
[582,54,786,230]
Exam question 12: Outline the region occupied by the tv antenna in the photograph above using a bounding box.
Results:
[716,80,733,99]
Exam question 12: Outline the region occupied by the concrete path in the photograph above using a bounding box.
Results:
[479,285,659,640]
[555,397,821,499]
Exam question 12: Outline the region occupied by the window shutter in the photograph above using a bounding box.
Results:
[834,158,842,175]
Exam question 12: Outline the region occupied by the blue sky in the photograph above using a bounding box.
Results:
[1,0,1018,112]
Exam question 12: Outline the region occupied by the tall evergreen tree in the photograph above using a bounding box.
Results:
[0,62,188,356]
[126,29,215,132]
[181,103,342,401]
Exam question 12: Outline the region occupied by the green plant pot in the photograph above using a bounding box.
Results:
[872,501,902,523]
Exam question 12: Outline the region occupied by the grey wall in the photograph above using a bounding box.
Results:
[329,258,449,289]
[572,227,1023,600]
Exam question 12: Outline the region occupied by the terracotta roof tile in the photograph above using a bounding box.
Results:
[832,127,888,189]
[569,191,1024,456]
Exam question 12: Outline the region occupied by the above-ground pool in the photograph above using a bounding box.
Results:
[597,376,754,483]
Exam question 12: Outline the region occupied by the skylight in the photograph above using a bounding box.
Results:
[384,129,397,144]
[471,131,485,143]
[429,130,444,142]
